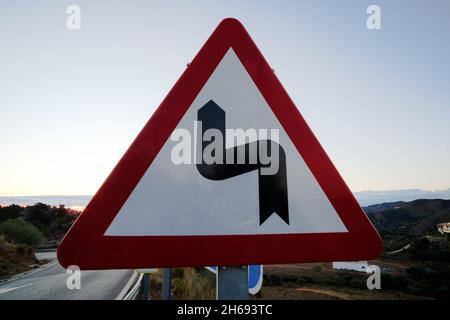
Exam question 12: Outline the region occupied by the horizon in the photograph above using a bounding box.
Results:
[2,187,450,209]
[1,186,450,197]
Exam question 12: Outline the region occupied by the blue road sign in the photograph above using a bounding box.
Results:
[205,265,263,295]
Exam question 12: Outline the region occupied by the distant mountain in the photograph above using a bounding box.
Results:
[354,188,450,206]
[0,195,91,209]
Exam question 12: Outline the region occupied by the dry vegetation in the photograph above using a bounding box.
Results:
[141,268,216,300]
[0,236,40,280]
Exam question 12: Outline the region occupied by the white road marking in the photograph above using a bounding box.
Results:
[20,261,58,277]
[0,283,33,295]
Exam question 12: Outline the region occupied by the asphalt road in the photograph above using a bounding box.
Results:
[0,251,134,300]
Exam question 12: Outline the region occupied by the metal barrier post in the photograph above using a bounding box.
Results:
[141,274,150,300]
[162,268,172,300]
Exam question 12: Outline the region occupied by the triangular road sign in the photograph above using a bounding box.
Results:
[58,18,382,270]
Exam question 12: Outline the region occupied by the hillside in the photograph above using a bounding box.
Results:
[253,199,450,300]
[364,199,450,236]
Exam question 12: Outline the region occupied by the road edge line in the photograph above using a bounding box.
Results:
[0,260,58,285]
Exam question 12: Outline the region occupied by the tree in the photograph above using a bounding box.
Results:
[0,218,43,246]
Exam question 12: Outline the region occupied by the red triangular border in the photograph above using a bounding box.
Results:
[58,18,382,269]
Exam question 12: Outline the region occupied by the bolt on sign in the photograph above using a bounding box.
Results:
[58,18,382,270]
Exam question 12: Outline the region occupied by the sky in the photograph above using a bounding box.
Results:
[0,0,449,196]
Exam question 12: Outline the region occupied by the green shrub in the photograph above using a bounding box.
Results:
[263,274,281,286]
[325,275,347,287]
[381,273,408,291]
[0,218,43,246]
[281,274,297,283]
[348,278,365,289]
[173,268,185,278]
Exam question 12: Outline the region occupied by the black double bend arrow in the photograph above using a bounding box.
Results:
[196,100,289,225]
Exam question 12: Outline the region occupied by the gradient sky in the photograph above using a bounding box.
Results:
[1,0,449,196]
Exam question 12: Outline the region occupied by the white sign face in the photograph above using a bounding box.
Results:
[105,49,347,237]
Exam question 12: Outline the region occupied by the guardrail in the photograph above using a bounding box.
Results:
[123,273,144,300]
[118,269,161,300]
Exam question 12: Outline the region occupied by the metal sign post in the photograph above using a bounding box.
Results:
[162,268,172,300]
[216,266,249,300]
[141,274,150,300]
